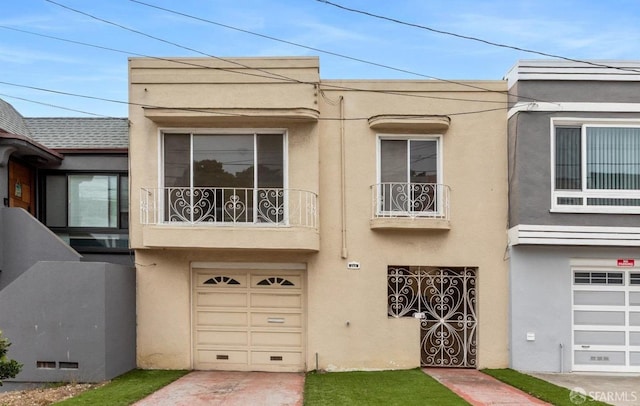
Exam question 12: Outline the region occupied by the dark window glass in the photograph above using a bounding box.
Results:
[555,127,581,190]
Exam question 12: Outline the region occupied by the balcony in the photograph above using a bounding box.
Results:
[370,183,450,230]
[139,187,319,251]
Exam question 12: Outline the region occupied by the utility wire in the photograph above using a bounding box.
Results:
[129,0,513,96]
[0,92,113,117]
[3,21,510,106]
[44,0,298,84]
[317,0,640,74]
[0,79,508,119]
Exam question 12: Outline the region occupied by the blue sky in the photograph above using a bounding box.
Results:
[2,0,640,117]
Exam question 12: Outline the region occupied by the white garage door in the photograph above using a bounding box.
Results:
[572,269,640,372]
[192,265,305,372]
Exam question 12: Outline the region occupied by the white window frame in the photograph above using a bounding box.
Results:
[550,118,640,214]
[158,128,289,225]
[376,134,444,217]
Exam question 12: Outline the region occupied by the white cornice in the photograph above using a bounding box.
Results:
[508,224,640,247]
[508,102,640,119]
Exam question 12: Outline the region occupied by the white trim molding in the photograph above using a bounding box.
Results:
[508,102,640,119]
[508,224,640,247]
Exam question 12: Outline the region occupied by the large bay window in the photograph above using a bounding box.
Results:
[374,136,446,217]
[162,131,286,224]
[553,120,640,213]
[43,173,129,252]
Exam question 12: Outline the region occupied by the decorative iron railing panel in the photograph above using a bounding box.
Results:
[372,183,450,219]
[140,187,317,228]
[388,266,477,368]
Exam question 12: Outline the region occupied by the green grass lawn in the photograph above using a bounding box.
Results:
[482,369,611,406]
[303,369,469,406]
[54,369,189,406]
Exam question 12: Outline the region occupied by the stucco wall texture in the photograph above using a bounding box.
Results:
[129,57,509,371]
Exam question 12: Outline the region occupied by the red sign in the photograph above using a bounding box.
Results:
[617,259,635,267]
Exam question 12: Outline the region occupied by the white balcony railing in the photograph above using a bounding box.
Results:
[141,187,317,228]
[371,183,450,220]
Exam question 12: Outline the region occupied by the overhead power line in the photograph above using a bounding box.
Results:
[317,0,640,75]
[30,2,514,105]
[0,92,113,117]
[0,79,507,119]
[129,0,509,95]
[0,25,509,106]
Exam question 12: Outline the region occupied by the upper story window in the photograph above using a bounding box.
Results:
[162,131,286,224]
[43,173,129,252]
[552,120,640,213]
[374,136,446,217]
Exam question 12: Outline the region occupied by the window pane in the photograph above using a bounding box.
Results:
[193,135,254,187]
[45,175,66,227]
[381,140,407,182]
[164,134,190,187]
[587,127,640,190]
[68,175,118,228]
[555,127,581,190]
[409,140,437,184]
[120,176,129,229]
[257,134,283,188]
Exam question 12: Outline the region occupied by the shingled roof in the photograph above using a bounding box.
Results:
[0,98,32,138]
[24,117,129,150]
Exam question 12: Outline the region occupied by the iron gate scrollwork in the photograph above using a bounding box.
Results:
[388,266,477,368]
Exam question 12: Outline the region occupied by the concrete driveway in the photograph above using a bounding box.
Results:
[133,371,304,406]
[532,373,640,406]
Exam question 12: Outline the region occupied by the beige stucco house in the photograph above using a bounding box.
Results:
[129,56,509,372]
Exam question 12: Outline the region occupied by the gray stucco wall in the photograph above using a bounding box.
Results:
[508,111,640,228]
[0,207,81,290]
[104,263,136,378]
[509,244,640,373]
[52,153,128,172]
[515,81,640,104]
[0,261,135,382]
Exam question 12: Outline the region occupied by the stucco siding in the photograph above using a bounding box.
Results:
[509,245,640,372]
[131,57,509,371]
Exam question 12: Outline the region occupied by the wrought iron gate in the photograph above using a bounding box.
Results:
[388,266,477,368]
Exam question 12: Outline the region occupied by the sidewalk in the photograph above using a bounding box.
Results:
[423,368,550,406]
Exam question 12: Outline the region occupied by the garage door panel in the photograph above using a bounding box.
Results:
[572,268,640,373]
[574,310,625,326]
[574,291,625,306]
[197,330,248,346]
[193,267,304,372]
[251,275,302,288]
[251,293,302,308]
[195,273,247,287]
[251,331,302,347]
[197,292,247,307]
[574,350,626,366]
[574,331,625,346]
[197,349,248,364]
[251,313,302,328]
[251,351,302,366]
[197,311,247,327]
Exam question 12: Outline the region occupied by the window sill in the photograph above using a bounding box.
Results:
[370,217,450,230]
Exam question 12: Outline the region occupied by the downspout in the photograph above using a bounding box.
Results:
[340,96,348,259]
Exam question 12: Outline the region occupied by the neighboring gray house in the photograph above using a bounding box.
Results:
[0,98,135,382]
[506,60,640,373]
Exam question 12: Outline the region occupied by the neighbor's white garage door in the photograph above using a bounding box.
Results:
[192,265,305,372]
[572,269,640,372]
